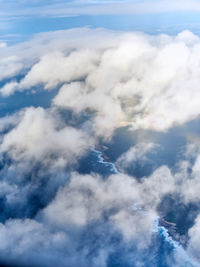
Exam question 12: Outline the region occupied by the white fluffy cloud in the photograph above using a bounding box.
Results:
[51,30,200,134]
[43,167,175,239]
[0,167,176,266]
[2,29,200,135]
[0,28,118,82]
[0,106,92,165]
[20,50,100,90]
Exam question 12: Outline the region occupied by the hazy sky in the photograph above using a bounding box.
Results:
[2,0,200,43]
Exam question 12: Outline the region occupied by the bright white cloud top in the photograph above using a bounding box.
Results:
[1,29,200,135]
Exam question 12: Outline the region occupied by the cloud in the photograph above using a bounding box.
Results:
[116,142,159,171]
[0,27,118,82]
[0,56,24,82]
[43,167,174,231]
[51,30,200,134]
[187,215,200,263]
[0,115,200,266]
[0,168,172,266]
[0,147,199,266]
[3,157,200,266]
[0,112,21,133]
[0,81,19,96]
[20,50,100,90]
[0,218,68,267]
[0,106,92,164]
[2,29,200,136]
[0,167,175,266]
[1,27,200,266]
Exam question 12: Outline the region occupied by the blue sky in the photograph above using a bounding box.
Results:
[2,0,200,43]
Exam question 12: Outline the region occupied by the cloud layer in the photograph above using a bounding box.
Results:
[1,28,200,266]
[2,29,200,136]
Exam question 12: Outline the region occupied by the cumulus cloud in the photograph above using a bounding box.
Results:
[3,156,200,266]
[0,119,200,266]
[64,30,200,132]
[2,29,200,136]
[0,106,92,164]
[0,153,199,266]
[0,28,118,82]
[20,50,100,90]
[0,167,176,266]
[43,167,175,235]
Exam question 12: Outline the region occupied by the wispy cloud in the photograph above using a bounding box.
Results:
[2,0,200,20]
[1,0,200,39]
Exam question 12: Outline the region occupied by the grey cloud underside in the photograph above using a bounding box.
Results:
[1,28,200,266]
